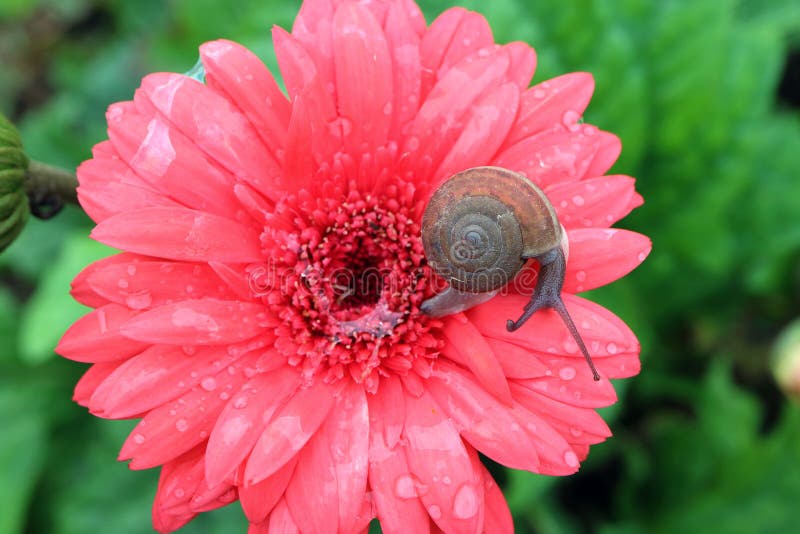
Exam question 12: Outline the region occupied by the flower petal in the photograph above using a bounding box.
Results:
[367,377,430,534]
[435,81,519,180]
[502,41,537,90]
[384,1,422,141]
[70,253,144,308]
[240,456,298,524]
[89,345,239,419]
[245,380,338,484]
[420,8,494,101]
[333,2,393,157]
[485,338,548,379]
[441,314,512,405]
[200,39,290,158]
[267,498,300,534]
[427,361,539,471]
[504,72,595,147]
[480,462,513,534]
[205,367,300,487]
[73,361,123,407]
[564,229,652,293]
[91,207,262,263]
[120,299,272,345]
[403,390,483,533]
[120,361,249,469]
[56,304,149,363]
[285,384,369,534]
[138,73,282,200]
[86,259,238,310]
[547,174,643,229]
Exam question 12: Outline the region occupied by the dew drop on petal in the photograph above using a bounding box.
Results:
[562,110,581,131]
[453,484,479,519]
[559,366,577,381]
[408,136,420,151]
[533,88,546,99]
[175,419,189,432]
[133,433,146,444]
[174,487,185,498]
[576,270,587,282]
[126,265,137,276]
[125,291,152,310]
[233,397,248,409]
[606,342,619,354]
[200,377,217,391]
[394,475,417,499]
[572,195,585,207]
[570,426,584,438]
[118,278,129,289]
[564,450,580,468]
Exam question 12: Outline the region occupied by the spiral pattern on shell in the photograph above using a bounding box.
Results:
[422,166,563,294]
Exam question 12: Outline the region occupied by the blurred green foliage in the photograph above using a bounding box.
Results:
[1,0,799,532]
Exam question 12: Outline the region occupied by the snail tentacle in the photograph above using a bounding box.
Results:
[506,247,600,381]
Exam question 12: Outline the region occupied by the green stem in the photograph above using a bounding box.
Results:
[26,160,78,203]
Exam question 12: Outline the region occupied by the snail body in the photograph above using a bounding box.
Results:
[420,166,600,380]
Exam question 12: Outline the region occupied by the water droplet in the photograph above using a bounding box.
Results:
[442,476,452,485]
[126,265,137,276]
[576,270,587,282]
[564,450,580,468]
[117,278,129,289]
[606,342,619,354]
[407,136,420,151]
[133,433,146,444]
[125,291,152,310]
[233,397,248,409]
[572,194,585,206]
[174,487,185,498]
[175,419,189,432]
[427,504,442,520]
[532,88,546,99]
[570,426,584,437]
[383,102,393,115]
[453,484,479,519]
[394,475,417,499]
[638,251,648,262]
[182,345,196,355]
[559,366,577,381]
[583,124,597,136]
[219,391,230,400]
[200,377,217,391]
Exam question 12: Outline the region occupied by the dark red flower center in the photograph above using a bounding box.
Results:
[261,184,443,392]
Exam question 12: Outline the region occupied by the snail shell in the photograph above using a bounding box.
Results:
[420,166,600,381]
[421,166,561,293]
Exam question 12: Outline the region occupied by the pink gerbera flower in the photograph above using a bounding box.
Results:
[57,0,650,532]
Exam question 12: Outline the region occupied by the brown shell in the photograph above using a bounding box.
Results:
[421,166,561,293]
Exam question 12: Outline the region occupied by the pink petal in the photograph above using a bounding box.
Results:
[434,81,519,180]
[510,383,611,445]
[70,253,144,308]
[105,103,242,217]
[89,344,254,419]
[120,361,248,468]
[73,361,123,407]
[584,130,621,177]
[267,498,300,534]
[205,367,300,487]
[240,457,298,523]
[420,8,494,101]
[152,450,202,533]
[273,27,340,163]
[506,400,580,475]
[441,315,512,405]
[427,361,539,471]
[503,41,537,89]
[564,229,652,293]
[282,96,316,192]
[138,73,282,200]
[290,0,337,102]
[546,174,643,229]
[90,207,263,263]
[405,48,510,187]
[480,462,513,533]
[285,384,369,534]
[56,304,149,363]
[492,128,612,189]
[245,381,338,484]
[403,390,483,533]
[86,259,238,310]
[504,72,595,147]
[485,338,549,379]
[514,369,619,409]
[120,299,272,345]
[384,1,422,141]
[200,39,290,157]
[77,156,180,223]
[469,294,640,364]
[333,2,393,157]
[367,377,430,534]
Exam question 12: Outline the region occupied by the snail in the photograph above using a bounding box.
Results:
[420,166,600,381]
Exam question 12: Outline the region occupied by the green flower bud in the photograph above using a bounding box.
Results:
[0,112,30,252]
[772,319,800,401]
